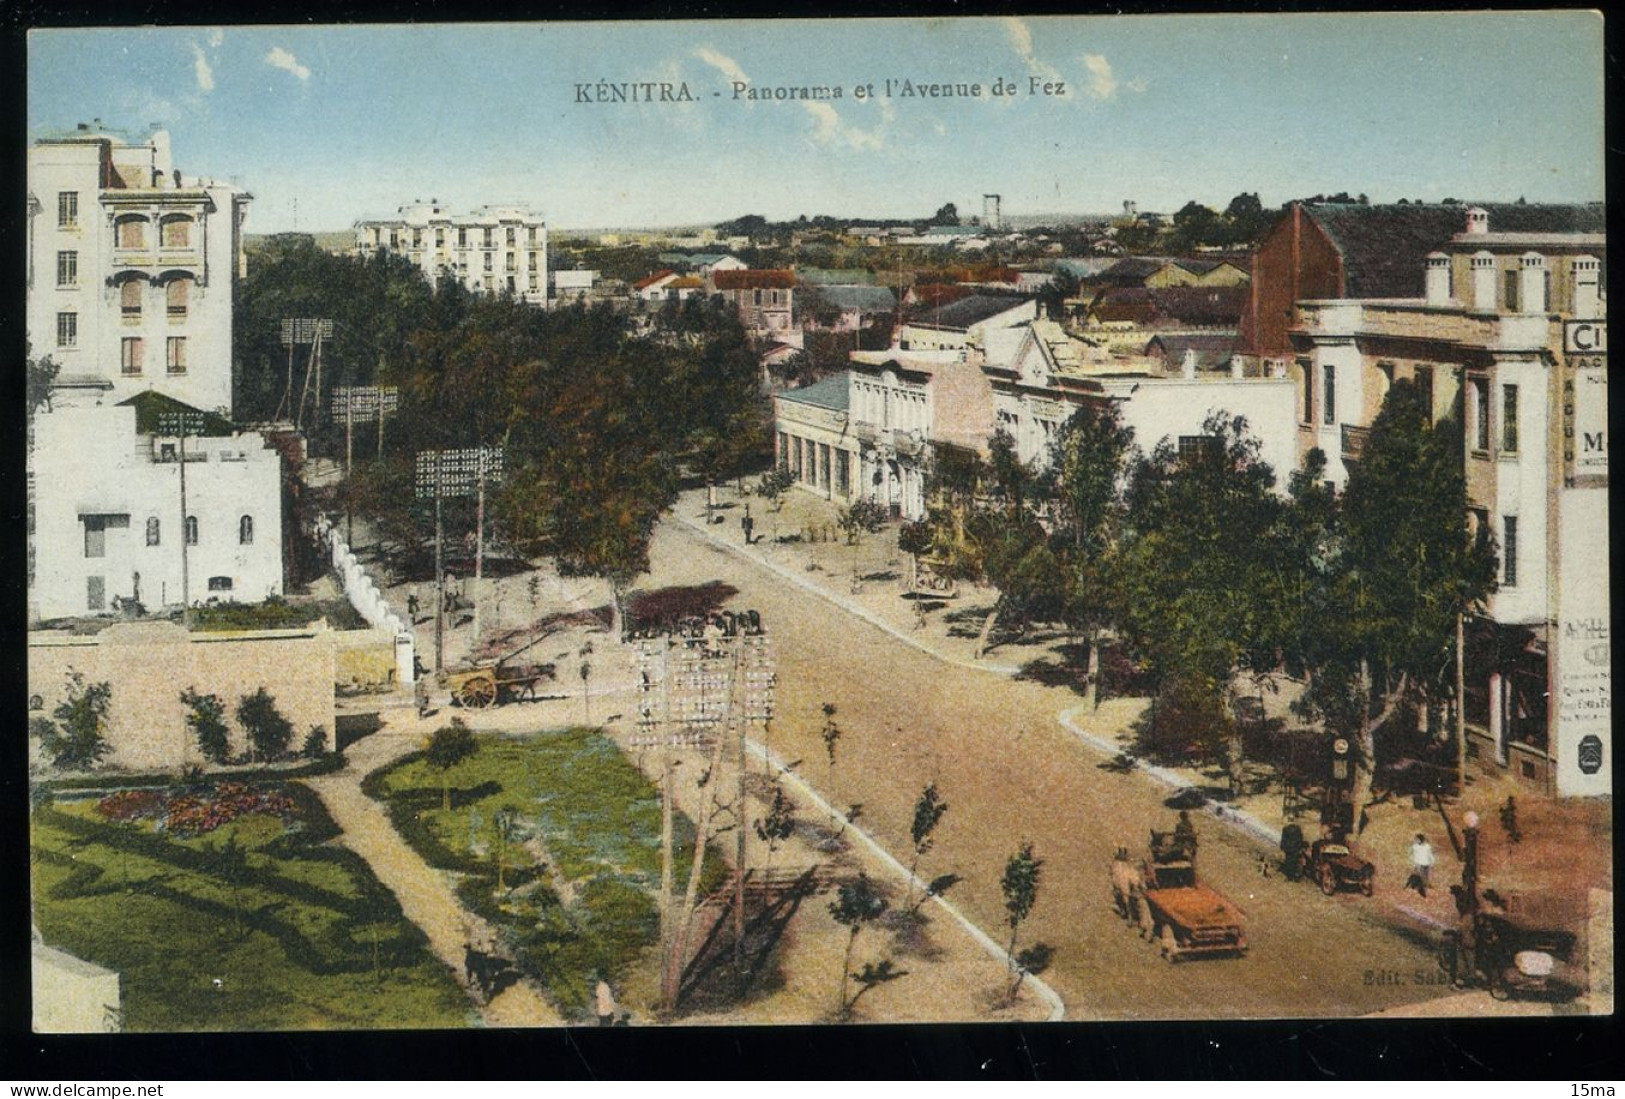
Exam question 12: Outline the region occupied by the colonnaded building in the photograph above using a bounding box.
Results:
[353,200,549,306]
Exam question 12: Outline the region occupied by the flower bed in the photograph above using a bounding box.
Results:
[95,781,296,837]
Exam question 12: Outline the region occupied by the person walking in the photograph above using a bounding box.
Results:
[595,977,618,1027]
[742,504,755,546]
[1409,833,1435,897]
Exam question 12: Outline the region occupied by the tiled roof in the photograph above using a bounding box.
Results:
[778,372,850,412]
[817,285,897,313]
[798,268,876,285]
[1089,286,1248,327]
[1144,331,1240,371]
[713,269,796,290]
[908,293,1033,330]
[634,269,675,290]
[668,276,705,289]
[1306,202,1606,299]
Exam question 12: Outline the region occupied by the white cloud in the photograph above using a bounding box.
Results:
[1002,16,1065,87]
[265,46,310,82]
[190,43,215,92]
[1082,53,1119,100]
[207,28,224,48]
[693,46,749,87]
[802,102,883,151]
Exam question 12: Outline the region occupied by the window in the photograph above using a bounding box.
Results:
[836,449,851,495]
[146,517,161,546]
[166,337,187,375]
[87,576,105,612]
[1322,363,1337,425]
[778,432,790,469]
[1503,515,1518,587]
[208,576,233,592]
[528,251,538,269]
[483,253,493,272]
[412,229,422,248]
[56,312,77,347]
[435,229,445,248]
[1415,366,1434,419]
[483,228,494,248]
[1504,269,1519,312]
[185,516,199,546]
[1472,378,1490,451]
[1177,435,1218,464]
[506,227,516,246]
[117,218,146,249]
[505,252,516,272]
[1542,270,1552,313]
[57,251,78,287]
[121,279,142,320]
[753,289,763,306]
[1297,359,1313,423]
[58,192,78,228]
[389,230,400,249]
[121,337,145,375]
[160,217,191,249]
[167,278,189,319]
[84,517,107,559]
[1501,384,1519,454]
[458,228,468,248]
[527,226,538,245]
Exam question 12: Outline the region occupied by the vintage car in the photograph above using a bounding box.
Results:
[1302,837,1375,897]
[1457,898,1585,1002]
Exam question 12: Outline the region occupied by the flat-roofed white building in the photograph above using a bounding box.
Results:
[26,122,251,416]
[355,200,549,305]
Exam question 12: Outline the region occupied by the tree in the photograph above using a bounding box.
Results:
[181,687,231,765]
[1037,268,1081,321]
[930,203,960,227]
[236,688,294,763]
[753,783,796,876]
[904,783,950,913]
[424,717,479,811]
[27,348,59,418]
[1001,842,1043,1003]
[829,871,889,1019]
[1172,201,1220,251]
[757,467,795,512]
[837,498,887,545]
[1296,380,1496,826]
[819,702,842,831]
[1044,402,1135,707]
[33,671,113,771]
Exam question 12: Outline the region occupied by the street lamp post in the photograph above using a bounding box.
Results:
[1462,810,1480,911]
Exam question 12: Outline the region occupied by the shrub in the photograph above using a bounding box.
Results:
[33,671,114,771]
[181,688,231,764]
[302,725,329,759]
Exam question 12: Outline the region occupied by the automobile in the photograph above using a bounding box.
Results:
[1301,837,1375,897]
[1455,897,1585,1002]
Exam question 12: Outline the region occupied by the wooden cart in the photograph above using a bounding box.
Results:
[443,634,558,709]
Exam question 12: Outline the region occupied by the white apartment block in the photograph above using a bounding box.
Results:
[354,201,549,306]
[29,402,284,623]
[26,123,250,416]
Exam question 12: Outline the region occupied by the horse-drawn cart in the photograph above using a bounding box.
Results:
[443,633,557,709]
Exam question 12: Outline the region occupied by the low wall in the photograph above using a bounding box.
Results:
[312,514,415,685]
[29,620,336,773]
[335,627,401,691]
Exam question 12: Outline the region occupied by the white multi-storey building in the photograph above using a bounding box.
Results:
[26,123,251,415]
[354,201,549,306]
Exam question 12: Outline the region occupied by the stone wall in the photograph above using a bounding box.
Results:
[312,513,415,685]
[29,620,336,772]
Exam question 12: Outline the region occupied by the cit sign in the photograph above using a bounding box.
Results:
[1564,321,1607,355]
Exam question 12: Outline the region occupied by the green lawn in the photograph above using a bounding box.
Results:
[30,783,471,1032]
[366,729,728,1019]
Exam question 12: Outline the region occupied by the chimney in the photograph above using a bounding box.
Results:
[1182,348,1198,379]
[1425,252,1452,305]
[1464,207,1489,236]
[1470,252,1497,312]
[1571,255,1601,318]
[1517,252,1548,315]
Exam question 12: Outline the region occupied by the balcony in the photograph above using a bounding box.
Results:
[1341,424,1370,462]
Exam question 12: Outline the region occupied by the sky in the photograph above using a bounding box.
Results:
[27,14,1606,234]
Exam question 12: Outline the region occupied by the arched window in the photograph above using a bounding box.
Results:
[121,279,143,320]
[166,277,190,319]
[116,215,148,249]
[185,515,199,546]
[146,516,161,546]
[238,515,254,545]
[160,215,193,249]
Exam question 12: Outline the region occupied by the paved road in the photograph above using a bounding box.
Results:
[304,717,563,1027]
[644,519,1459,1021]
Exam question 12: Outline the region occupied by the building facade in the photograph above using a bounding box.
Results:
[26,124,251,416]
[711,269,795,336]
[355,201,549,306]
[1288,206,1607,796]
[773,374,860,506]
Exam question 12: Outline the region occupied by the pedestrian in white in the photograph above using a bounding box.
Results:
[1410,833,1435,897]
[595,977,618,1026]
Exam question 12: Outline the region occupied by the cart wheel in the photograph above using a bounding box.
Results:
[1319,868,1337,896]
[1160,923,1180,961]
[1489,978,1512,1002]
[459,676,497,709]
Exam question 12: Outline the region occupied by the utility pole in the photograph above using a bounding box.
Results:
[159,411,204,629]
[415,444,504,676]
[472,461,486,650]
[1455,613,1466,797]
[345,393,355,545]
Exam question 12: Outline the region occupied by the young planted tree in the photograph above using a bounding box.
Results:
[425,718,479,811]
[903,783,959,915]
[829,871,890,1019]
[757,467,796,513]
[32,671,114,772]
[181,688,231,765]
[236,688,295,764]
[820,702,842,830]
[1296,380,1496,827]
[753,782,797,877]
[1001,842,1044,1003]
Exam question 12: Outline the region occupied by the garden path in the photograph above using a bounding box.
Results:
[304,716,564,1027]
